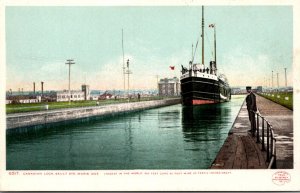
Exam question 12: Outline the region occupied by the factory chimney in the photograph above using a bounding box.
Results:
[41,81,44,96]
[33,82,36,94]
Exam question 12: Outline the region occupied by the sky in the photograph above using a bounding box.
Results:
[5,6,293,91]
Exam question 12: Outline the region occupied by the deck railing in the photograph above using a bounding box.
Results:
[252,110,277,169]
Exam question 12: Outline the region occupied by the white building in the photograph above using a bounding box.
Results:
[19,98,40,103]
[6,95,41,104]
[57,91,85,102]
[90,94,99,101]
[158,77,180,96]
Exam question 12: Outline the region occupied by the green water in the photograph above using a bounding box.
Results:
[6,95,245,170]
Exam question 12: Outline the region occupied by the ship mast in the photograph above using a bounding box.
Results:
[214,25,216,65]
[201,6,204,66]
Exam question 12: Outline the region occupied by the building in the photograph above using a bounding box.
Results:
[81,84,90,100]
[56,90,85,102]
[158,77,180,96]
[56,85,91,102]
[99,91,113,100]
[6,93,56,104]
[6,95,40,104]
[231,87,242,95]
[256,86,263,93]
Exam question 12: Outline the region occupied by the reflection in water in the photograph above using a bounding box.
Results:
[7,96,244,170]
[181,104,232,160]
[182,103,231,136]
[157,109,180,129]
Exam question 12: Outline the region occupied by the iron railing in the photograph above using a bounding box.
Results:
[252,110,277,169]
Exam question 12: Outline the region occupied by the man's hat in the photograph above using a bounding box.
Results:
[246,86,252,90]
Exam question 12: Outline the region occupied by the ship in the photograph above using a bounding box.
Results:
[180,6,231,105]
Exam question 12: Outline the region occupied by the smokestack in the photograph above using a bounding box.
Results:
[33,82,36,94]
[41,81,44,96]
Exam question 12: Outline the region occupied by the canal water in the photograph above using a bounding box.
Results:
[7,95,245,170]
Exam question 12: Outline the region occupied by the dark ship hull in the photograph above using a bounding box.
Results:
[180,6,231,105]
[180,74,231,106]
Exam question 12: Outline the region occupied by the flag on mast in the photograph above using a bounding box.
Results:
[169,66,175,70]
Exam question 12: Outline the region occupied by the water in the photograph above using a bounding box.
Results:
[7,95,245,170]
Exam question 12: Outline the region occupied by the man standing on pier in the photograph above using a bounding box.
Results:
[246,86,257,136]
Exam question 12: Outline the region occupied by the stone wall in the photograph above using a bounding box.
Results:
[7,99,181,130]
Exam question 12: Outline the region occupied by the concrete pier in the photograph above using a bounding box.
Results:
[211,94,293,169]
[6,98,181,130]
[211,98,267,169]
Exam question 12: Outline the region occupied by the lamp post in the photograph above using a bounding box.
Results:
[127,59,130,102]
[271,70,273,89]
[277,72,279,91]
[284,67,287,87]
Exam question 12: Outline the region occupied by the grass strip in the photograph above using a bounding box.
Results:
[258,92,293,110]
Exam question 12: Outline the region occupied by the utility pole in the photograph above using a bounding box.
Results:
[156,75,159,96]
[65,59,75,104]
[122,29,126,98]
[18,88,20,102]
[124,59,132,102]
[271,70,273,88]
[277,72,279,90]
[284,67,287,87]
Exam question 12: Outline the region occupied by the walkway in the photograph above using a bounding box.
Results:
[256,94,293,169]
[211,98,267,169]
[211,94,293,169]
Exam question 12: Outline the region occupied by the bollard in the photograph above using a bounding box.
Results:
[45,105,49,110]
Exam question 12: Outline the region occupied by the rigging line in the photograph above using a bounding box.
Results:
[191,39,199,64]
[192,31,202,63]
[205,30,214,59]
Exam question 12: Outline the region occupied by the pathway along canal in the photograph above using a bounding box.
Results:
[7,95,245,170]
